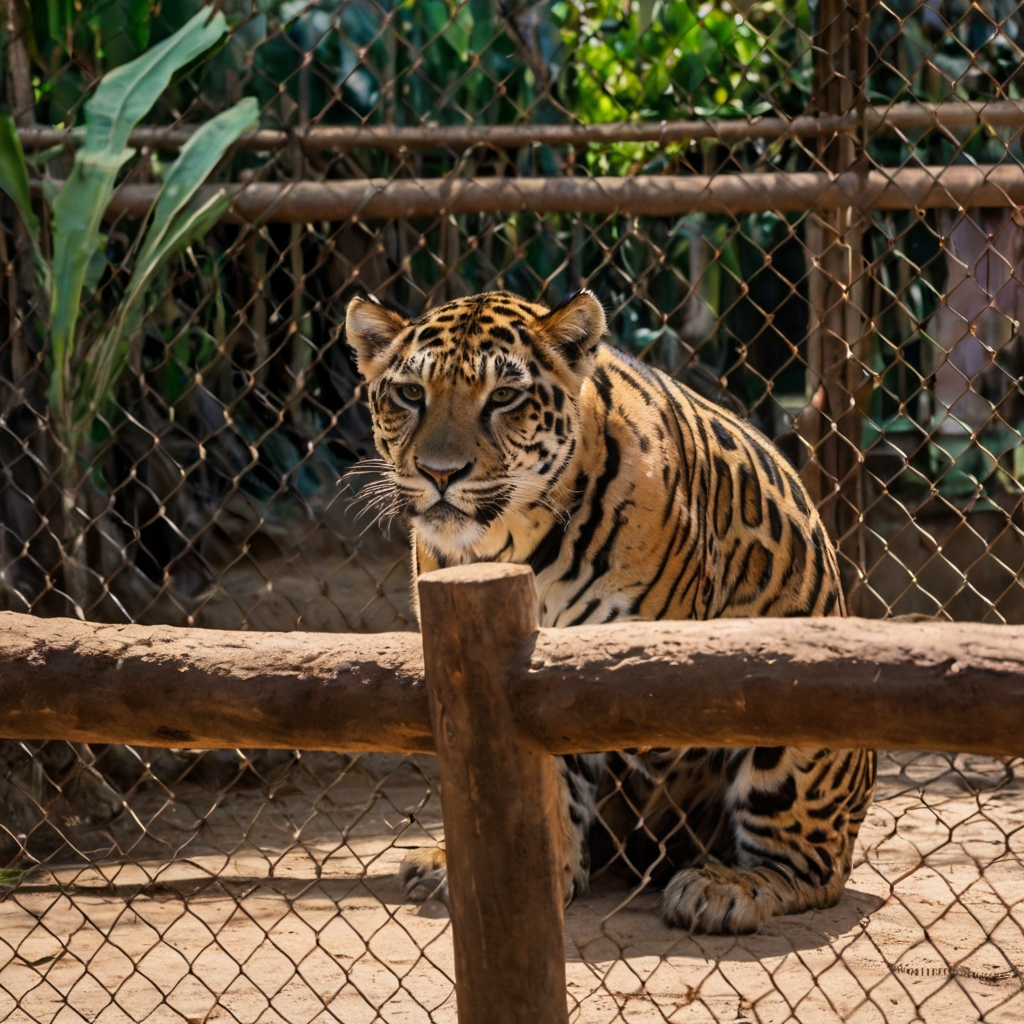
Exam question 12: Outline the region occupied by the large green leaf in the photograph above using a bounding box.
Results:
[0,110,48,289]
[134,97,257,288]
[48,5,228,418]
[78,190,232,430]
[76,98,258,427]
[0,112,36,233]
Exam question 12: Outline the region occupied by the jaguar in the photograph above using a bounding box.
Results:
[345,288,876,934]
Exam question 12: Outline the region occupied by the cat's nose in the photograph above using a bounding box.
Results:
[415,459,473,494]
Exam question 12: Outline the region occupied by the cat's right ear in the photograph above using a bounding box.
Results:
[345,296,409,381]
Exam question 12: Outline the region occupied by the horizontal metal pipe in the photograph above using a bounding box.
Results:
[16,101,1024,153]
[1,611,1022,757]
[30,164,1024,223]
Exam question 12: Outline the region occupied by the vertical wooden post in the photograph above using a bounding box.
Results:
[417,563,569,1024]
[804,0,873,603]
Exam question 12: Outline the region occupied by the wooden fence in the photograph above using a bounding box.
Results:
[2,562,1024,1023]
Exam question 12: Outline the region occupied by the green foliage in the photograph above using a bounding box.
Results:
[557,0,810,120]
[238,0,561,150]
[49,8,230,427]
[553,0,812,173]
[77,98,258,437]
[20,0,170,124]
[0,113,36,235]
[0,6,254,468]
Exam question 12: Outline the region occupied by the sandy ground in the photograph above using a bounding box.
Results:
[1,750,1021,1024]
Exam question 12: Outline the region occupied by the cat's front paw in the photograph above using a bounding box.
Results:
[662,866,775,934]
[399,847,448,903]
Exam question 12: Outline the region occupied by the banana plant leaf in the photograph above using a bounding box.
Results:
[78,98,259,426]
[49,5,228,419]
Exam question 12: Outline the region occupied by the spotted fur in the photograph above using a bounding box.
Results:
[347,289,876,934]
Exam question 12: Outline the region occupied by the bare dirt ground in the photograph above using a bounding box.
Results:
[1,751,1021,1024]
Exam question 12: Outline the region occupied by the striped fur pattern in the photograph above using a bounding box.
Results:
[346,289,876,934]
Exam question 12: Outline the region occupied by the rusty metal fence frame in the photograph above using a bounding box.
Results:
[11,105,1024,626]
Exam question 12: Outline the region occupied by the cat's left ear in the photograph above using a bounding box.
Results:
[534,289,607,380]
[346,295,409,381]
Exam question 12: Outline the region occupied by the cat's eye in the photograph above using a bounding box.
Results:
[398,383,424,403]
[490,387,518,405]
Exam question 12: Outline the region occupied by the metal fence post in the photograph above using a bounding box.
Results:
[804,0,873,604]
[417,563,569,1024]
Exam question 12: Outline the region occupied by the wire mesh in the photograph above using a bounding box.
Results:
[2,747,1020,1023]
[0,748,455,1023]
[568,750,1024,1023]
[3,1,1024,1021]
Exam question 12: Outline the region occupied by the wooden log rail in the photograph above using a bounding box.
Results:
[16,100,1024,153]
[2,567,1022,758]
[4,562,1024,1024]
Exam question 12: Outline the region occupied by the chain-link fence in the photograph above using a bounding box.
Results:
[3,731,1021,1023]
[574,749,1024,1023]
[3,0,1024,1021]
[0,747,456,1023]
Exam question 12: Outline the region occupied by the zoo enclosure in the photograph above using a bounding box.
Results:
[4,2,1024,1023]
[2,561,1023,1023]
